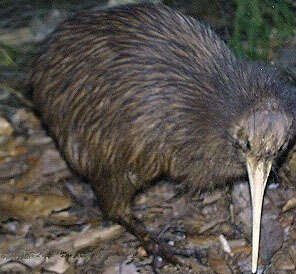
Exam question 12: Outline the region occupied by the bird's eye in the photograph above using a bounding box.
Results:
[246,140,251,150]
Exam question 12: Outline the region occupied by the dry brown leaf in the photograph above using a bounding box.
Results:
[47,211,83,226]
[37,225,124,255]
[13,154,42,189]
[14,148,70,190]
[73,225,124,251]
[183,216,207,235]
[232,246,252,257]
[202,192,222,205]
[289,245,296,265]
[0,261,29,272]
[274,252,295,271]
[0,151,40,188]
[0,139,27,159]
[282,197,296,212]
[0,117,13,137]
[43,255,70,274]
[103,262,139,274]
[199,218,226,234]
[0,192,72,220]
[12,109,41,131]
[189,235,219,248]
[208,252,232,274]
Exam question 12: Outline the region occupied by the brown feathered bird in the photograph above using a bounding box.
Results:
[29,3,296,272]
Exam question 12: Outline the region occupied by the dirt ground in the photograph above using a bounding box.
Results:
[0,1,296,273]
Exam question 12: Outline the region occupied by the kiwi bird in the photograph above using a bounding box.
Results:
[29,3,296,272]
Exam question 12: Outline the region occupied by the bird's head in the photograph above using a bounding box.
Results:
[231,109,292,162]
[229,107,293,273]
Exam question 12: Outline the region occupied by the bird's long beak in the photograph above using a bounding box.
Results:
[246,156,272,273]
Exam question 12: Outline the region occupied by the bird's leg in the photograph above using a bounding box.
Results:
[95,173,204,271]
[117,213,194,266]
[115,211,207,274]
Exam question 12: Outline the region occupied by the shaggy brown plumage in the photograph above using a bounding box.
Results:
[30,3,296,271]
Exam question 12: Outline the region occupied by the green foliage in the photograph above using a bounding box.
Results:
[0,43,21,67]
[230,0,295,60]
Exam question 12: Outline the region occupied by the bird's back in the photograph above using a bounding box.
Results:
[30,4,294,187]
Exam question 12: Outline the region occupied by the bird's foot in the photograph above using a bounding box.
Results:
[143,225,206,273]
[118,216,206,273]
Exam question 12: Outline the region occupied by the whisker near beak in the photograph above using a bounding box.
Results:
[246,156,272,273]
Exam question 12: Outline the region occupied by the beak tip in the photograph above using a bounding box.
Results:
[247,157,272,274]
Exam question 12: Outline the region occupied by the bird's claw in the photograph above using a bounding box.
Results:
[147,234,206,273]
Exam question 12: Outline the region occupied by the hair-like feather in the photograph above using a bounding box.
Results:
[30,3,295,203]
